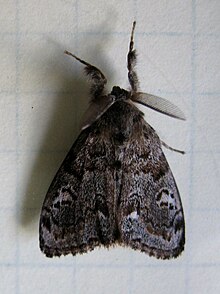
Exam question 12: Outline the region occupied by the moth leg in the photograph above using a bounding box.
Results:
[161,140,185,155]
[127,21,139,92]
[64,50,107,98]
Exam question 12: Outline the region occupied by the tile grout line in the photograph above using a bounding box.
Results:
[15,0,21,294]
[184,0,197,293]
[1,30,220,38]
[1,90,220,96]
[72,0,79,292]
[128,5,138,292]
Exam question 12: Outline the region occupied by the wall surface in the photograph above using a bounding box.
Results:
[0,1,220,293]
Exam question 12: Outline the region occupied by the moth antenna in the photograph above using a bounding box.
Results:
[130,21,136,52]
[131,92,186,120]
[161,141,185,155]
[127,21,139,92]
[64,50,107,98]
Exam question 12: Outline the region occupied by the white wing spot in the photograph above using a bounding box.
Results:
[128,211,139,220]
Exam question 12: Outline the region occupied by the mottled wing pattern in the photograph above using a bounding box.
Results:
[117,120,185,259]
[39,126,117,257]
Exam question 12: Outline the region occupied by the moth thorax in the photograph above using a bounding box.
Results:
[111,86,128,101]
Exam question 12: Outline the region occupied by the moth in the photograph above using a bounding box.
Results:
[39,22,185,259]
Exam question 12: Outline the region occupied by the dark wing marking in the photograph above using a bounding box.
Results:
[39,126,117,257]
[117,120,185,259]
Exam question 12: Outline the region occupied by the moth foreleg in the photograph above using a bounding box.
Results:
[161,140,185,155]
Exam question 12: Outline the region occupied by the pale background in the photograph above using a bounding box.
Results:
[1,1,220,293]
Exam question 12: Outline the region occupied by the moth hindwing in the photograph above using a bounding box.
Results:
[39,21,185,259]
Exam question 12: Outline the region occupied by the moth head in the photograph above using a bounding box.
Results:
[111,86,129,101]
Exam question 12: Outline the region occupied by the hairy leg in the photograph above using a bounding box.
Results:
[127,21,139,92]
[64,50,107,98]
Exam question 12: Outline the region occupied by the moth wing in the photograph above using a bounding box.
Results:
[132,92,186,120]
[118,121,185,259]
[80,95,115,130]
[39,126,116,257]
